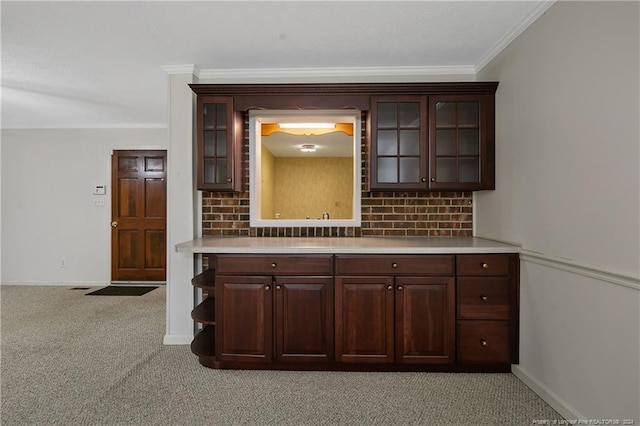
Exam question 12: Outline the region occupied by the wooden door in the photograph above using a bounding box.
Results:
[275,277,333,363]
[335,276,395,363]
[111,150,167,282]
[215,275,273,363]
[395,276,455,364]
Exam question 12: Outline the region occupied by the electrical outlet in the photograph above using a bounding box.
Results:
[93,198,105,206]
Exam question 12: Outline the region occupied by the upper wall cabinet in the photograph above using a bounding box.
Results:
[195,96,243,192]
[428,94,495,191]
[370,96,428,190]
[191,83,497,193]
[370,93,495,191]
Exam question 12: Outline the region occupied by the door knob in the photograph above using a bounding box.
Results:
[111,221,118,228]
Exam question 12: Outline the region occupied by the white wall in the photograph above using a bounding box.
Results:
[1,128,167,285]
[476,1,639,421]
[164,70,198,345]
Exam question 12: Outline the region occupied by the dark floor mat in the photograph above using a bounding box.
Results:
[86,286,157,296]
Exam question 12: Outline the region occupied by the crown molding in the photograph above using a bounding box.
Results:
[161,64,200,75]
[188,82,499,97]
[197,65,476,80]
[475,0,556,73]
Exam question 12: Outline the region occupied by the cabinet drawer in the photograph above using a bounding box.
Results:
[215,255,333,275]
[457,277,510,320]
[457,320,510,364]
[335,255,454,276]
[457,254,510,276]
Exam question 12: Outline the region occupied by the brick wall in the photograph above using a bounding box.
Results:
[201,116,473,237]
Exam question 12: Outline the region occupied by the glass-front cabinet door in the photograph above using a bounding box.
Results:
[428,95,495,191]
[370,96,428,190]
[196,96,242,192]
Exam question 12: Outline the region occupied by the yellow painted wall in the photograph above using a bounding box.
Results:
[273,157,353,220]
[260,146,276,219]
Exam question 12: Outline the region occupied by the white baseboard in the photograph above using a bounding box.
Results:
[512,365,586,420]
[163,334,192,345]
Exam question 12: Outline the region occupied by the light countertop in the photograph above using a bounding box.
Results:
[175,236,520,254]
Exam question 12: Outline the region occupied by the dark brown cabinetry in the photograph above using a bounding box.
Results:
[190,83,497,193]
[428,95,495,190]
[456,254,519,366]
[214,255,334,365]
[195,96,243,191]
[335,255,455,365]
[190,268,217,366]
[190,250,518,372]
[370,96,428,190]
[370,94,495,191]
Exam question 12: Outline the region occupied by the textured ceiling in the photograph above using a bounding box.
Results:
[1,1,553,128]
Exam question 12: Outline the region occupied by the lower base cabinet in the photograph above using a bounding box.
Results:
[214,255,334,365]
[335,254,456,365]
[191,252,519,372]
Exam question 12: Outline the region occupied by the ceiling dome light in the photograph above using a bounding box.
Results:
[300,144,317,153]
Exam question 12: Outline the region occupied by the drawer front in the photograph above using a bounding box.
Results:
[215,255,333,275]
[457,320,510,364]
[335,255,454,276]
[457,277,510,320]
[457,254,510,276]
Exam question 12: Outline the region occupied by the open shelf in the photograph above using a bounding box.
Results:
[191,297,215,325]
[191,269,215,290]
[191,325,216,358]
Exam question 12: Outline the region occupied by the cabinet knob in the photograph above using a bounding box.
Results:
[276,285,281,290]
[480,295,488,302]
[387,285,393,291]
[480,339,488,347]
[226,178,232,183]
[421,177,427,182]
[391,263,398,269]
[397,285,403,291]
[481,262,489,269]
[271,263,277,268]
[431,177,436,182]
[265,285,270,291]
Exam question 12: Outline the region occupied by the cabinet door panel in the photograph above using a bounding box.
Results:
[275,277,334,363]
[395,276,455,364]
[196,96,242,191]
[429,94,495,190]
[216,275,272,363]
[371,96,428,190]
[335,276,394,363]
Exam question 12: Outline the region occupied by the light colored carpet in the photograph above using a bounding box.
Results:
[0,285,563,425]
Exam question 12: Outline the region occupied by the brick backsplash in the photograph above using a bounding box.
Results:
[201,115,473,237]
